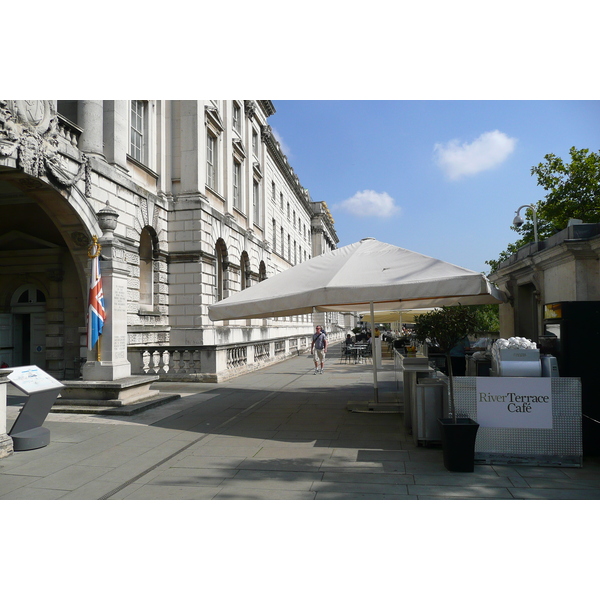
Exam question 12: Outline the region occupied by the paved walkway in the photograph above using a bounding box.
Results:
[2,344,600,500]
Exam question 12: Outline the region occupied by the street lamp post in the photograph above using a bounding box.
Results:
[513,204,539,243]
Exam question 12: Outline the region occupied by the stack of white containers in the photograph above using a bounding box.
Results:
[491,337,541,377]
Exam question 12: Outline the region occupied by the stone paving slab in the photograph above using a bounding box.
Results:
[214,488,316,500]
[1,485,68,500]
[320,458,406,472]
[407,485,515,499]
[0,473,42,497]
[168,454,246,470]
[59,479,129,500]
[252,447,333,460]
[184,445,263,457]
[321,471,414,485]
[520,477,600,489]
[312,481,410,495]
[143,467,238,488]
[220,475,317,492]
[27,465,112,491]
[314,491,417,500]
[121,484,222,500]
[236,458,324,472]
[509,488,600,499]
[413,474,515,487]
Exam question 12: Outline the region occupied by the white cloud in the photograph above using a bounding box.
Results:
[434,130,517,180]
[334,190,400,218]
[271,127,292,157]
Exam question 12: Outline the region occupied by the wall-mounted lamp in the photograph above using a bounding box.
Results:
[513,204,538,243]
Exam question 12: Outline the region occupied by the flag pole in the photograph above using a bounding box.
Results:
[87,235,105,362]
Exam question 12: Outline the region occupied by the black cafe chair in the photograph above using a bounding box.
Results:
[340,344,353,364]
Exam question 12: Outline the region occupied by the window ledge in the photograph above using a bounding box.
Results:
[138,308,161,316]
[127,154,159,179]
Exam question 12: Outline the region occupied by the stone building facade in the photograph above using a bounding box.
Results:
[488,221,600,340]
[0,100,346,386]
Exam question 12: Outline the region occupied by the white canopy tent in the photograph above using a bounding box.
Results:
[209,238,505,320]
[209,238,506,403]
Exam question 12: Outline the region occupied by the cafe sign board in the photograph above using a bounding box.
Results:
[476,377,552,429]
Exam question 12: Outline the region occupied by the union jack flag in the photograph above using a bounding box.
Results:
[87,252,106,351]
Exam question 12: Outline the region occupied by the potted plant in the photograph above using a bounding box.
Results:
[413,305,480,472]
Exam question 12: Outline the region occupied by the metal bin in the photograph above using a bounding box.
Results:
[413,377,448,446]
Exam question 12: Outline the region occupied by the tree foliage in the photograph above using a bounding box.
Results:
[486,147,600,273]
[413,305,480,354]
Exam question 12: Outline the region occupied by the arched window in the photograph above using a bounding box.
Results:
[12,284,46,307]
[139,228,155,310]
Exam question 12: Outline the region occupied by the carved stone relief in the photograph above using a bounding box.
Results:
[0,100,90,194]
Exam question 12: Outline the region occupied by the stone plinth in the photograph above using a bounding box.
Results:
[0,369,14,459]
[57,375,160,405]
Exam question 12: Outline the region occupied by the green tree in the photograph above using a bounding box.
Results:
[468,304,499,333]
[486,147,600,272]
[413,305,480,422]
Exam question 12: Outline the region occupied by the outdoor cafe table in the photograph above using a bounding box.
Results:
[347,344,368,363]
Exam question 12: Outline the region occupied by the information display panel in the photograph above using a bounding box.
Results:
[7,365,64,394]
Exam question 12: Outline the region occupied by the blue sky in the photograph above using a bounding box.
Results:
[20,6,598,276]
[268,100,600,274]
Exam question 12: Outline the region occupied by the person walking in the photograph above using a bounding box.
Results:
[311,325,328,374]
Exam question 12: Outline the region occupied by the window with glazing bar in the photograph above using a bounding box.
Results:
[130,100,145,162]
[206,134,216,190]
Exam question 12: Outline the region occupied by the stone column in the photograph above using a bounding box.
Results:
[77,100,105,157]
[103,100,129,171]
[0,369,14,459]
[82,205,132,381]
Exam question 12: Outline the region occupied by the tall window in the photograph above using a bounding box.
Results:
[232,103,241,134]
[130,100,145,162]
[272,219,277,249]
[233,161,242,210]
[280,226,284,255]
[287,234,291,262]
[272,181,276,202]
[206,134,216,190]
[280,192,283,209]
[253,179,260,225]
[252,130,258,156]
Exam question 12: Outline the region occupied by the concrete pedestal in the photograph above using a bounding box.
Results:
[1,369,14,458]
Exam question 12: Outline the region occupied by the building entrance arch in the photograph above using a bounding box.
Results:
[0,167,94,378]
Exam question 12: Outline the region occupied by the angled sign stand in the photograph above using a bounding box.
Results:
[7,366,64,451]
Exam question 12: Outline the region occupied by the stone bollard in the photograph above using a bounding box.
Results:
[0,369,14,458]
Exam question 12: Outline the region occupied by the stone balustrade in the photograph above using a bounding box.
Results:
[126,334,318,383]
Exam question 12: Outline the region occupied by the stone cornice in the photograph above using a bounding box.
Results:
[261,124,311,212]
[258,101,276,117]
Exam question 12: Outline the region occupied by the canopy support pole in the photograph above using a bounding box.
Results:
[370,301,379,403]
